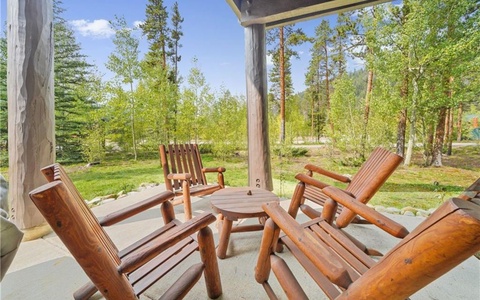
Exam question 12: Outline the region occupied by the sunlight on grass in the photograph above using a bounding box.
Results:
[1,146,478,209]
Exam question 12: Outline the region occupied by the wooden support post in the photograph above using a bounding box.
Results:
[245,24,273,191]
[7,0,55,230]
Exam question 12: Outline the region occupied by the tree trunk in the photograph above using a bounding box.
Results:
[7,0,55,229]
[279,27,286,143]
[361,68,374,160]
[129,83,137,160]
[404,74,419,166]
[446,108,453,156]
[432,107,447,167]
[396,70,409,157]
[325,47,334,142]
[456,103,463,142]
[423,122,434,166]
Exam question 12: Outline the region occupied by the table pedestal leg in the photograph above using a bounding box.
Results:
[217,215,233,259]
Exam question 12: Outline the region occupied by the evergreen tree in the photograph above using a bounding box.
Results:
[140,0,169,68]
[167,1,184,84]
[267,25,307,142]
[306,20,335,140]
[53,0,93,162]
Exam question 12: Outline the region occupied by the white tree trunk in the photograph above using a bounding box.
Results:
[245,24,273,191]
[404,75,418,166]
[7,0,55,229]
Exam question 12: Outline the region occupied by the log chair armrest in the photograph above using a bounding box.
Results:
[118,212,216,274]
[202,167,226,173]
[322,186,409,238]
[296,174,353,197]
[262,201,353,289]
[167,173,192,180]
[99,191,175,226]
[304,164,351,183]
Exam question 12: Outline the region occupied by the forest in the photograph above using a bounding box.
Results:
[0,0,479,168]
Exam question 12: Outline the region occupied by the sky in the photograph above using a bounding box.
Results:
[0,0,364,97]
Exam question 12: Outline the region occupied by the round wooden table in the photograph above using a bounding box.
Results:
[209,187,279,259]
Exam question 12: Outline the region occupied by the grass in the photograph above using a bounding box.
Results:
[1,144,478,209]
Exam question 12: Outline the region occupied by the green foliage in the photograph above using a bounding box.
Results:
[53,1,94,163]
[272,145,308,158]
[140,0,169,67]
[176,58,213,143]
[205,88,247,158]
[106,16,142,160]
[328,75,366,159]
[78,70,108,163]
[167,1,184,83]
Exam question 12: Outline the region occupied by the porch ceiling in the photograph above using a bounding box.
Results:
[226,0,391,28]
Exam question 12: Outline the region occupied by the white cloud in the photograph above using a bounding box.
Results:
[70,19,115,39]
[133,21,144,29]
[266,54,273,66]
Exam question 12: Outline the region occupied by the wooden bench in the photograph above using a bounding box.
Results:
[255,178,480,299]
[293,147,403,227]
[159,144,226,220]
[31,163,222,300]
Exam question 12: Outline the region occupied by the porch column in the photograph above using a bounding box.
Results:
[244,24,273,191]
[7,0,55,230]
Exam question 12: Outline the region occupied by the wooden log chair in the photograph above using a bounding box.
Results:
[159,144,226,220]
[30,163,222,300]
[296,147,403,226]
[458,177,480,200]
[255,177,480,299]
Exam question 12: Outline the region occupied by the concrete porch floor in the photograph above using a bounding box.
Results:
[1,185,479,299]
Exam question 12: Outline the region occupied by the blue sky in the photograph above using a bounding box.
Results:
[0,0,362,96]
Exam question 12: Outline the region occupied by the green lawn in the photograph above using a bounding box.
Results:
[1,145,478,210]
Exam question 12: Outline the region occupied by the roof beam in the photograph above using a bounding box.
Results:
[226,0,391,28]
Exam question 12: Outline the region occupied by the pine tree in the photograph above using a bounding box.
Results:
[140,0,169,68]
[167,1,184,84]
[306,20,335,141]
[53,0,93,162]
[267,25,307,142]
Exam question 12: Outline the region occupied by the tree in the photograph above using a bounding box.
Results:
[53,0,93,162]
[267,25,307,142]
[205,88,247,158]
[78,69,107,163]
[177,58,213,143]
[140,0,169,68]
[167,1,184,84]
[106,15,141,160]
[306,20,335,141]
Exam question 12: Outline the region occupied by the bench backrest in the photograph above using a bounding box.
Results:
[30,164,137,299]
[336,147,403,227]
[159,144,207,191]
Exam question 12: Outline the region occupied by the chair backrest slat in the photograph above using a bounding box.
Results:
[337,148,402,227]
[41,164,120,260]
[159,144,208,191]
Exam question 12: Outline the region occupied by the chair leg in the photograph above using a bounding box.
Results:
[198,226,222,299]
[255,219,278,283]
[271,254,308,300]
[182,181,192,220]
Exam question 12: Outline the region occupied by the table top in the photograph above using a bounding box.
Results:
[210,187,279,219]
